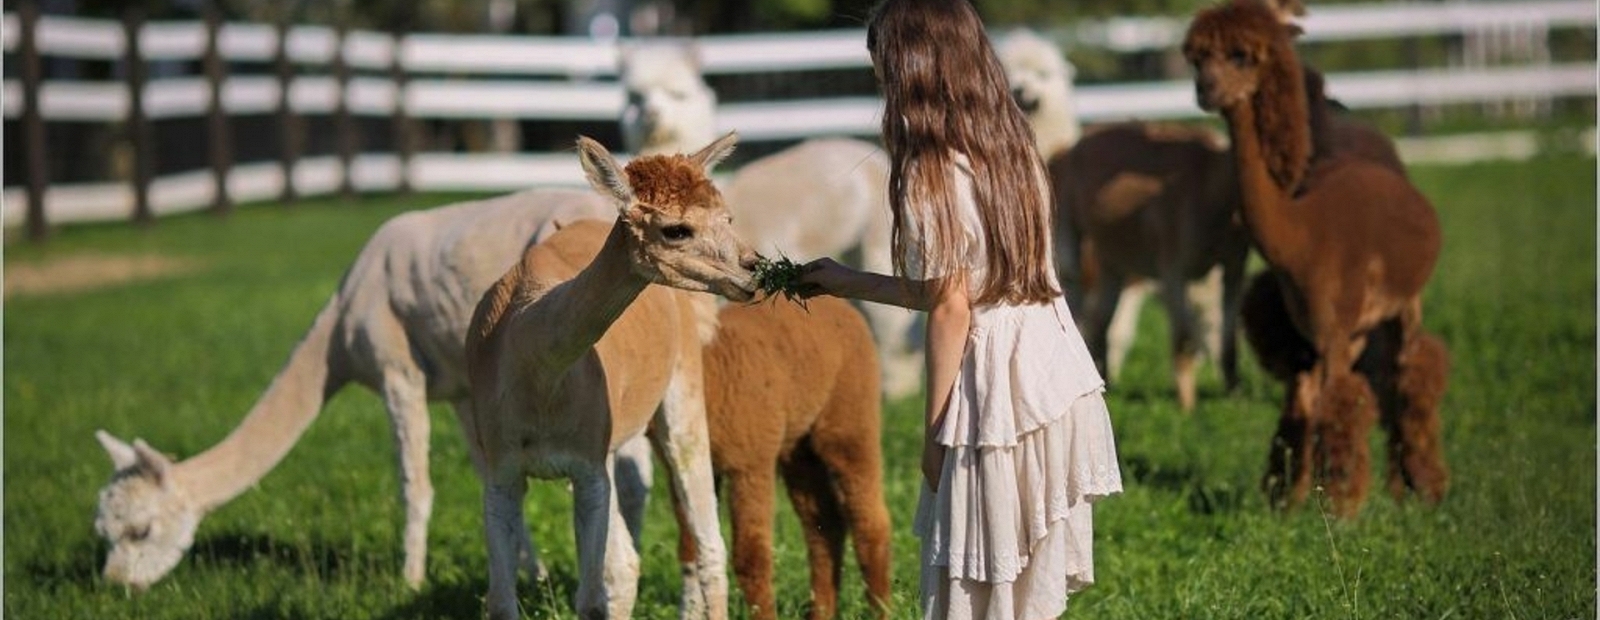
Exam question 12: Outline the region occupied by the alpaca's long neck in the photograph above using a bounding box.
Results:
[519,222,652,373]
[173,297,343,511]
[1224,102,1309,271]
[1031,100,1081,160]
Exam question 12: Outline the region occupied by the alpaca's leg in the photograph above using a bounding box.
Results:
[381,367,434,589]
[571,465,625,620]
[1106,280,1151,383]
[1263,372,1316,510]
[723,469,779,620]
[807,425,892,619]
[603,455,643,618]
[453,398,546,582]
[484,478,529,620]
[1313,371,1378,518]
[1159,271,1202,411]
[614,433,655,548]
[780,443,848,620]
[650,372,730,620]
[1388,331,1451,504]
[1084,270,1127,382]
[1217,255,1248,392]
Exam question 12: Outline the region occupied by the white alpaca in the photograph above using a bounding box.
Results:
[464,134,750,620]
[998,29,1228,381]
[619,43,921,399]
[92,189,615,590]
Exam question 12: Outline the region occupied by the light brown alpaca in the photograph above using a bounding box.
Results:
[672,296,891,620]
[1184,0,1448,517]
[464,133,756,619]
[1049,122,1250,411]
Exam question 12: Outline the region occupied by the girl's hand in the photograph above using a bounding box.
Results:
[921,435,947,489]
[796,257,856,299]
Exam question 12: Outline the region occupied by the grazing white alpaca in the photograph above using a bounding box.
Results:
[464,134,751,620]
[619,43,921,399]
[998,28,1228,383]
[92,189,614,590]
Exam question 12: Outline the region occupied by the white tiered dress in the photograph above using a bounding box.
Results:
[909,158,1124,620]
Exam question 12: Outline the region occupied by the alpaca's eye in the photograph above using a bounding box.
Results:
[662,225,695,241]
[128,525,151,541]
[1228,49,1250,67]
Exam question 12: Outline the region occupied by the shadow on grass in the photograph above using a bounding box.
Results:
[377,565,580,620]
[1122,454,1252,516]
[186,531,384,580]
[16,540,104,588]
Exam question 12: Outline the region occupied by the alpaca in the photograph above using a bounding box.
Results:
[999,28,1232,390]
[1239,272,1450,508]
[619,43,920,399]
[463,133,753,620]
[1048,122,1250,411]
[92,188,614,590]
[669,296,891,620]
[1184,0,1449,517]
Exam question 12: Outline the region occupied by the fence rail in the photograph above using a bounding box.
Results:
[4,0,1596,234]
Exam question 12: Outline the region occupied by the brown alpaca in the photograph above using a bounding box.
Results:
[1184,0,1449,517]
[675,296,891,620]
[1239,273,1450,511]
[1050,121,1251,411]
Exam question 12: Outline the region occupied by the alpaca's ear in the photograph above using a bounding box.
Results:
[96,430,138,471]
[132,438,174,484]
[689,131,738,172]
[576,136,633,208]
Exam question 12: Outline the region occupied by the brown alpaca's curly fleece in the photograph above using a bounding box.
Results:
[1185,0,1450,518]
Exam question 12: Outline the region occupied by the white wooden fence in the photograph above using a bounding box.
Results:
[3,0,1595,232]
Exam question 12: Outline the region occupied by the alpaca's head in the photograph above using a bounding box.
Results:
[94,431,199,590]
[577,132,758,302]
[619,43,718,156]
[997,29,1080,153]
[1183,0,1310,190]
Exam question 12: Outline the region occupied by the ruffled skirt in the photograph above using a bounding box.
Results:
[913,299,1123,620]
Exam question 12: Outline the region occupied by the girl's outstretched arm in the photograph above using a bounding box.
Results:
[797,257,935,310]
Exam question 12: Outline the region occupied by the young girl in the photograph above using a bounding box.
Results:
[797,0,1123,617]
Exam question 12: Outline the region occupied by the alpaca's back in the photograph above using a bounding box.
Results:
[722,138,890,261]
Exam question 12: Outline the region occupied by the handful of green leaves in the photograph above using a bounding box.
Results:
[751,254,809,304]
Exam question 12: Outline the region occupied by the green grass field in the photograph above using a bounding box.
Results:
[5,154,1595,619]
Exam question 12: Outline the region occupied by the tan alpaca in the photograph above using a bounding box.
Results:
[464,133,755,620]
[1184,0,1448,517]
[92,188,613,589]
[671,296,891,620]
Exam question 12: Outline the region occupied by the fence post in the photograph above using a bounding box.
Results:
[203,0,233,215]
[123,4,154,225]
[274,15,301,203]
[389,30,413,195]
[334,24,358,200]
[18,0,49,241]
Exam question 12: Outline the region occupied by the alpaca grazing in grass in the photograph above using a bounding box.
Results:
[619,43,919,399]
[1238,272,1450,508]
[464,133,755,620]
[999,29,1234,396]
[670,296,891,620]
[1184,0,1449,517]
[92,189,614,590]
[1049,122,1250,411]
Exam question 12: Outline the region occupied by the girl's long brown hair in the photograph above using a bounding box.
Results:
[868,0,1059,306]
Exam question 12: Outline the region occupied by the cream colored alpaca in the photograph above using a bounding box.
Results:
[619,43,919,399]
[464,133,754,620]
[92,189,613,590]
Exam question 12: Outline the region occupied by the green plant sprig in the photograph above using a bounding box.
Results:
[751,254,809,306]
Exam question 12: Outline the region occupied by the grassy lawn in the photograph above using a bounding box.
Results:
[5,154,1594,619]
